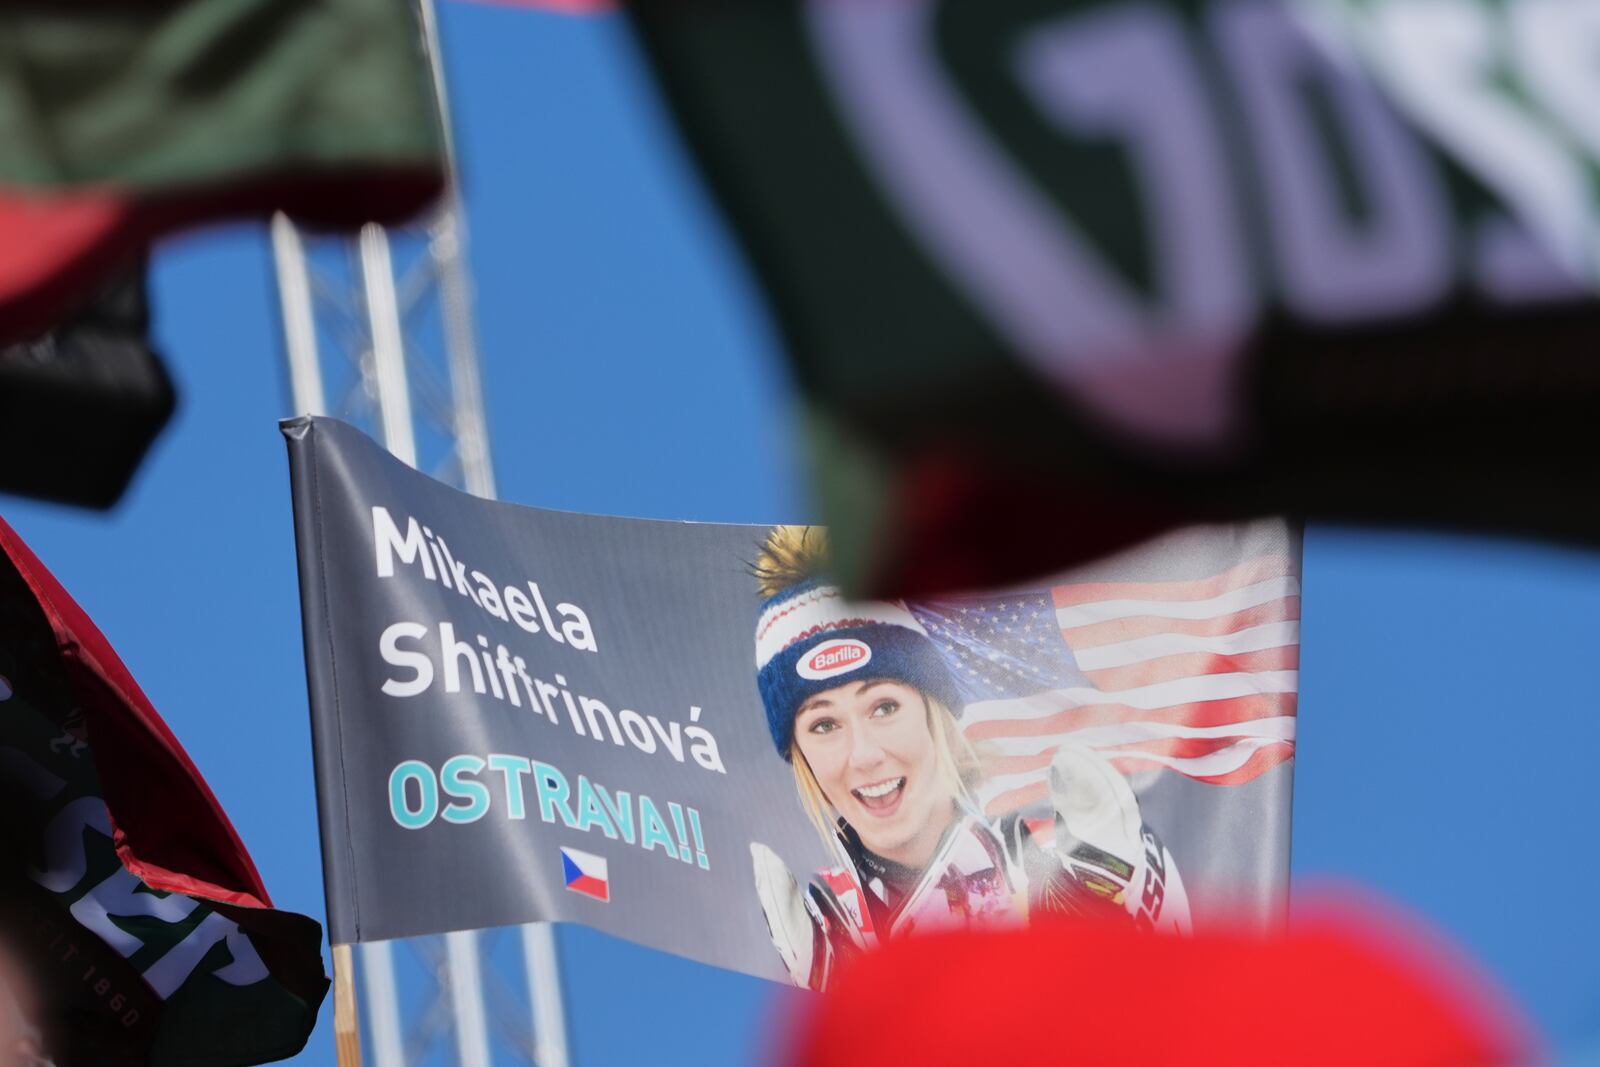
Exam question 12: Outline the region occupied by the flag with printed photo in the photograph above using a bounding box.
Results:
[284,417,1298,989]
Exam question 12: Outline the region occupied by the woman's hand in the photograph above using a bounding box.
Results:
[1047,744,1191,932]
[751,842,825,988]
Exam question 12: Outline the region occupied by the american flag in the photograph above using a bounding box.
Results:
[909,556,1299,817]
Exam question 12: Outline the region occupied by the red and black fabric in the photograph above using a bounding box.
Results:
[0,518,328,1065]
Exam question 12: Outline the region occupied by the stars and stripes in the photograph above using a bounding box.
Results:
[910,556,1298,817]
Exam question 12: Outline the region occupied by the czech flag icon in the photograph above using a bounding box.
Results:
[561,846,610,902]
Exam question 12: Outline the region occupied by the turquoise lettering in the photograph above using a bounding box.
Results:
[596,785,635,844]
[441,755,490,824]
[389,761,438,830]
[531,761,578,828]
[574,776,619,839]
[638,795,677,857]
[486,754,532,820]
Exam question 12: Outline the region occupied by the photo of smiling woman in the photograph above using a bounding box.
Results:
[747,526,1191,991]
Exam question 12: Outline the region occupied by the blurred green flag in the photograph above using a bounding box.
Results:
[631,0,1600,596]
[0,0,446,339]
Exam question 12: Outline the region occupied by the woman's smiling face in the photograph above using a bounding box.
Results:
[792,679,956,868]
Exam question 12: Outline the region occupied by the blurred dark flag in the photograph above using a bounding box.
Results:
[630,0,1600,596]
[0,0,448,342]
[0,268,175,510]
[0,518,328,1065]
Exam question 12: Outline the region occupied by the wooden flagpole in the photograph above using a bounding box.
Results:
[332,943,363,1067]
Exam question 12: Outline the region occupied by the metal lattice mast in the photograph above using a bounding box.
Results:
[269,2,568,1064]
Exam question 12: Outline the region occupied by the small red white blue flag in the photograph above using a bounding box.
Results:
[561,846,610,902]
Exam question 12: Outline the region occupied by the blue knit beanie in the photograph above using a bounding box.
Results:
[755,577,961,759]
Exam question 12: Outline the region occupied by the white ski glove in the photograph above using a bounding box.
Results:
[1049,744,1191,933]
[751,842,823,989]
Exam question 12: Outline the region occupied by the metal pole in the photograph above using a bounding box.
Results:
[445,932,492,1067]
[522,925,570,1067]
[270,213,325,416]
[360,942,406,1067]
[358,223,419,468]
[432,205,496,499]
[416,0,495,500]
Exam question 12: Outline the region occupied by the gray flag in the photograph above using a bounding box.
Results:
[283,416,1295,984]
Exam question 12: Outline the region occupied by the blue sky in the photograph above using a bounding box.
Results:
[6,6,1598,1064]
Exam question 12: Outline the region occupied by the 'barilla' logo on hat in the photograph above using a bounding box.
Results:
[798,639,872,680]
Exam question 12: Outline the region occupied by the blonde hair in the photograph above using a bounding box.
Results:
[789,693,981,852]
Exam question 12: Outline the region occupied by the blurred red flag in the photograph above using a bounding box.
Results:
[786,908,1532,1067]
[0,193,131,343]
[0,518,328,1064]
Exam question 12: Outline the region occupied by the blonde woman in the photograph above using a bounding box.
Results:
[748,527,1189,991]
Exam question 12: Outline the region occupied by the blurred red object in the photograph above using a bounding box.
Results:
[0,169,441,343]
[785,903,1533,1067]
[0,192,130,344]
